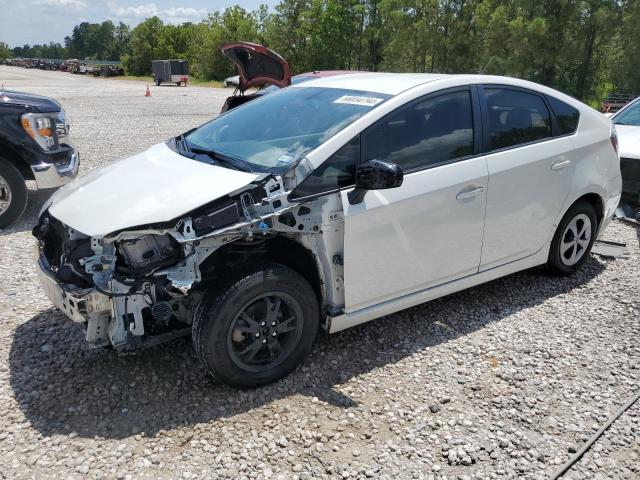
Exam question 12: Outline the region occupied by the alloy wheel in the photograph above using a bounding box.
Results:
[0,173,12,216]
[560,213,592,266]
[227,292,304,373]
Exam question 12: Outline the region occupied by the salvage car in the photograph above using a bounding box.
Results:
[0,89,79,227]
[34,74,621,387]
[610,96,640,205]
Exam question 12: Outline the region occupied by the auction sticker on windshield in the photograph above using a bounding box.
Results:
[334,95,385,107]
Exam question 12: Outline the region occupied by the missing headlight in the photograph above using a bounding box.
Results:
[117,234,181,277]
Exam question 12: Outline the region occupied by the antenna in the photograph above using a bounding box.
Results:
[480,57,494,74]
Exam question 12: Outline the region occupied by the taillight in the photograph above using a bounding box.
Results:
[610,126,619,155]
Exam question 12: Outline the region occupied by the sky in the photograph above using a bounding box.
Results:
[0,0,276,48]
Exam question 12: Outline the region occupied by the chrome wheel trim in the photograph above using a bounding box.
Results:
[560,213,592,266]
[0,173,12,216]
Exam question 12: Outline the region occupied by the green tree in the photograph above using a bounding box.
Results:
[0,42,11,60]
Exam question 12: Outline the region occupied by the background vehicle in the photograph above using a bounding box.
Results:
[223,75,239,88]
[152,59,189,86]
[602,93,637,114]
[219,42,291,112]
[0,89,79,227]
[34,74,620,387]
[611,96,640,205]
[220,42,360,112]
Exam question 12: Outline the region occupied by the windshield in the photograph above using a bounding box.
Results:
[260,75,314,94]
[184,87,390,173]
[614,99,640,126]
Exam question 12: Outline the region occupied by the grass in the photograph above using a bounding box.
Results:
[105,75,225,88]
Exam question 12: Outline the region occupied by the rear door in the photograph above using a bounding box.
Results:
[341,87,489,312]
[479,86,576,270]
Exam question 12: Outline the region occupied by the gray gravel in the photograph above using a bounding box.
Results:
[0,66,639,480]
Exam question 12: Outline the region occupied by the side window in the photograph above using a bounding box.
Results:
[485,88,551,150]
[289,136,358,199]
[547,96,580,135]
[362,90,474,171]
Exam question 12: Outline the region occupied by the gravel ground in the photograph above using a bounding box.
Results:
[0,67,638,480]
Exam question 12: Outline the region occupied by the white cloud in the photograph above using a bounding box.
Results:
[107,2,207,22]
[163,7,207,18]
[108,2,159,18]
[33,0,87,7]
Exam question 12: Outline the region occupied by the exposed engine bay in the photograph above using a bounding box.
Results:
[33,175,345,349]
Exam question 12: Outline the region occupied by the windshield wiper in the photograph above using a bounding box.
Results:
[189,146,253,173]
[175,134,191,154]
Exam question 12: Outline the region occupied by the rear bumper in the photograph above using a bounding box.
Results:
[30,147,79,190]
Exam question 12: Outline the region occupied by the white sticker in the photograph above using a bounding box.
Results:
[334,95,384,107]
[276,154,295,164]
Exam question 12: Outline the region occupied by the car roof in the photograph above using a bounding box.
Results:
[297,70,359,78]
[291,72,452,95]
[289,72,584,99]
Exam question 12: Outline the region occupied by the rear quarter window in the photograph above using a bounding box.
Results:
[546,96,580,135]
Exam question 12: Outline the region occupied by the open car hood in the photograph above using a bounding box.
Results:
[222,42,291,92]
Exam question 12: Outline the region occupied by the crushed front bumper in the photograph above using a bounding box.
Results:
[36,250,113,347]
[30,148,79,190]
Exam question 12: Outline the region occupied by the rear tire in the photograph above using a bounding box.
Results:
[193,263,319,388]
[0,160,28,228]
[547,201,597,275]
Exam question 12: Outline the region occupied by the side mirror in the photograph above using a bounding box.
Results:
[348,159,403,205]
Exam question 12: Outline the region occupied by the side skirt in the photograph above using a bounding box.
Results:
[327,245,549,334]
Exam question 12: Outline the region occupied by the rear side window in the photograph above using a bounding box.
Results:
[547,96,580,134]
[289,136,358,199]
[485,88,551,151]
[363,90,474,171]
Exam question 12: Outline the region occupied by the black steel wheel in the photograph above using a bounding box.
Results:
[193,263,319,388]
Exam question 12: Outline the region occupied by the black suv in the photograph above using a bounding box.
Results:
[0,89,79,226]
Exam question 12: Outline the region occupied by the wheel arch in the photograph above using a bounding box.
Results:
[575,192,604,227]
[554,188,606,235]
[0,142,34,180]
[198,235,324,305]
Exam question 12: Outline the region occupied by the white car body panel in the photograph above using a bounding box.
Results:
[616,124,640,159]
[340,157,488,312]
[480,136,575,270]
[48,142,258,237]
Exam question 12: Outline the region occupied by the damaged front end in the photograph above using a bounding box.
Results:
[33,175,345,350]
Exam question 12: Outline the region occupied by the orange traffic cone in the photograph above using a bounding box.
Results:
[145,84,151,97]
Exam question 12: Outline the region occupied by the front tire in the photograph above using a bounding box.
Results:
[193,263,319,388]
[547,201,597,275]
[0,160,28,228]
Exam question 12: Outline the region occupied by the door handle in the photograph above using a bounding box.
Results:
[551,160,571,170]
[456,186,485,200]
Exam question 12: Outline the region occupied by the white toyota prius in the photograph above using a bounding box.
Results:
[34,73,622,387]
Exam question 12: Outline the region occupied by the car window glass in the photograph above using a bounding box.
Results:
[362,90,474,171]
[485,88,551,150]
[547,96,580,134]
[614,100,640,127]
[185,87,389,174]
[290,136,359,199]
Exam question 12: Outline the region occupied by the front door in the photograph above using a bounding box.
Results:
[341,88,489,312]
